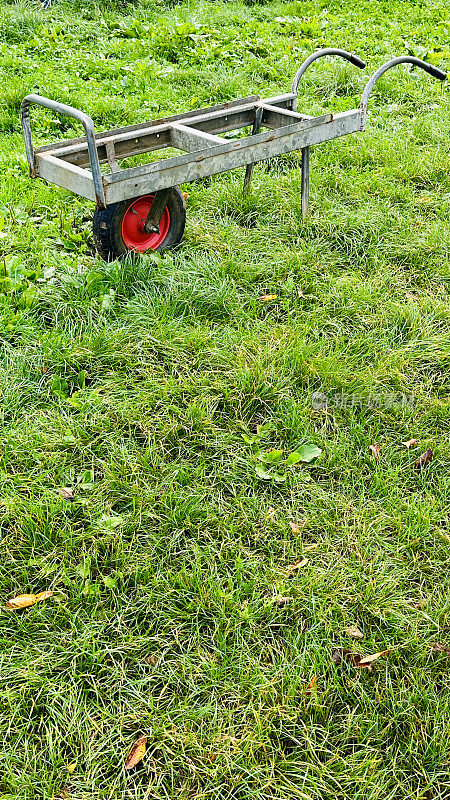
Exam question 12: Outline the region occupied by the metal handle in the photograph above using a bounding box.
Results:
[20,93,106,208]
[291,48,366,110]
[360,56,447,124]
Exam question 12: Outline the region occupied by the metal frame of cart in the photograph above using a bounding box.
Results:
[20,49,446,259]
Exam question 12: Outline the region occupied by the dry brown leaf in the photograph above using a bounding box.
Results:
[341,649,363,667]
[415,448,433,469]
[59,487,74,501]
[412,599,427,609]
[345,625,364,639]
[125,735,147,770]
[6,590,53,610]
[332,647,391,669]
[259,294,278,302]
[402,438,418,450]
[296,286,305,298]
[286,557,308,574]
[182,192,189,200]
[289,520,305,534]
[272,595,292,606]
[368,442,381,462]
[54,789,71,800]
[431,643,450,656]
[358,649,392,667]
[305,675,318,693]
[405,290,419,301]
[145,655,159,666]
[267,507,277,519]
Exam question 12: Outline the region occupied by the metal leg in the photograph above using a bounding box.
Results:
[144,188,172,233]
[301,146,310,220]
[243,106,263,195]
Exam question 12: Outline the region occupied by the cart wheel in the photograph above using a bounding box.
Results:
[93,187,186,261]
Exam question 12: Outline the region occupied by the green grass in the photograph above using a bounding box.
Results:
[1,0,450,797]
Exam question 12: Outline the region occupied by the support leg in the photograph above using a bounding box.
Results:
[144,188,172,233]
[301,146,310,220]
[243,106,263,195]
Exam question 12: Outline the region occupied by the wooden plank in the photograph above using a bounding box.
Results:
[35,154,96,201]
[104,110,361,204]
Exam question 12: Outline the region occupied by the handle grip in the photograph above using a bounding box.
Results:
[361,56,447,120]
[20,93,106,208]
[347,54,367,70]
[420,62,447,81]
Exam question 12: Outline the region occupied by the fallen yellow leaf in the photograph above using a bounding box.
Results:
[286,557,308,574]
[259,294,278,302]
[305,675,318,693]
[358,649,392,667]
[125,735,147,770]
[6,590,53,610]
[345,625,364,639]
[35,590,54,602]
[67,763,76,774]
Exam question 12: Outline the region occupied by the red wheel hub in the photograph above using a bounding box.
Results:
[121,195,170,252]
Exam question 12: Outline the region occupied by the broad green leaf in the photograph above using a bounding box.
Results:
[290,444,322,463]
[75,562,90,579]
[76,370,86,389]
[51,375,69,397]
[285,451,304,465]
[258,449,283,464]
[255,466,273,480]
[256,423,272,437]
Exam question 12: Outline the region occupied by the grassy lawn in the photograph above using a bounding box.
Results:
[1,0,450,797]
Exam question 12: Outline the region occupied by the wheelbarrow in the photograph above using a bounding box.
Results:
[20,49,446,261]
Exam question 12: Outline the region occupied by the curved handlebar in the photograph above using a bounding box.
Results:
[20,94,106,208]
[291,48,366,108]
[361,56,446,122]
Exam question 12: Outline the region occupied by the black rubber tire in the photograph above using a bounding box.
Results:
[92,186,186,262]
